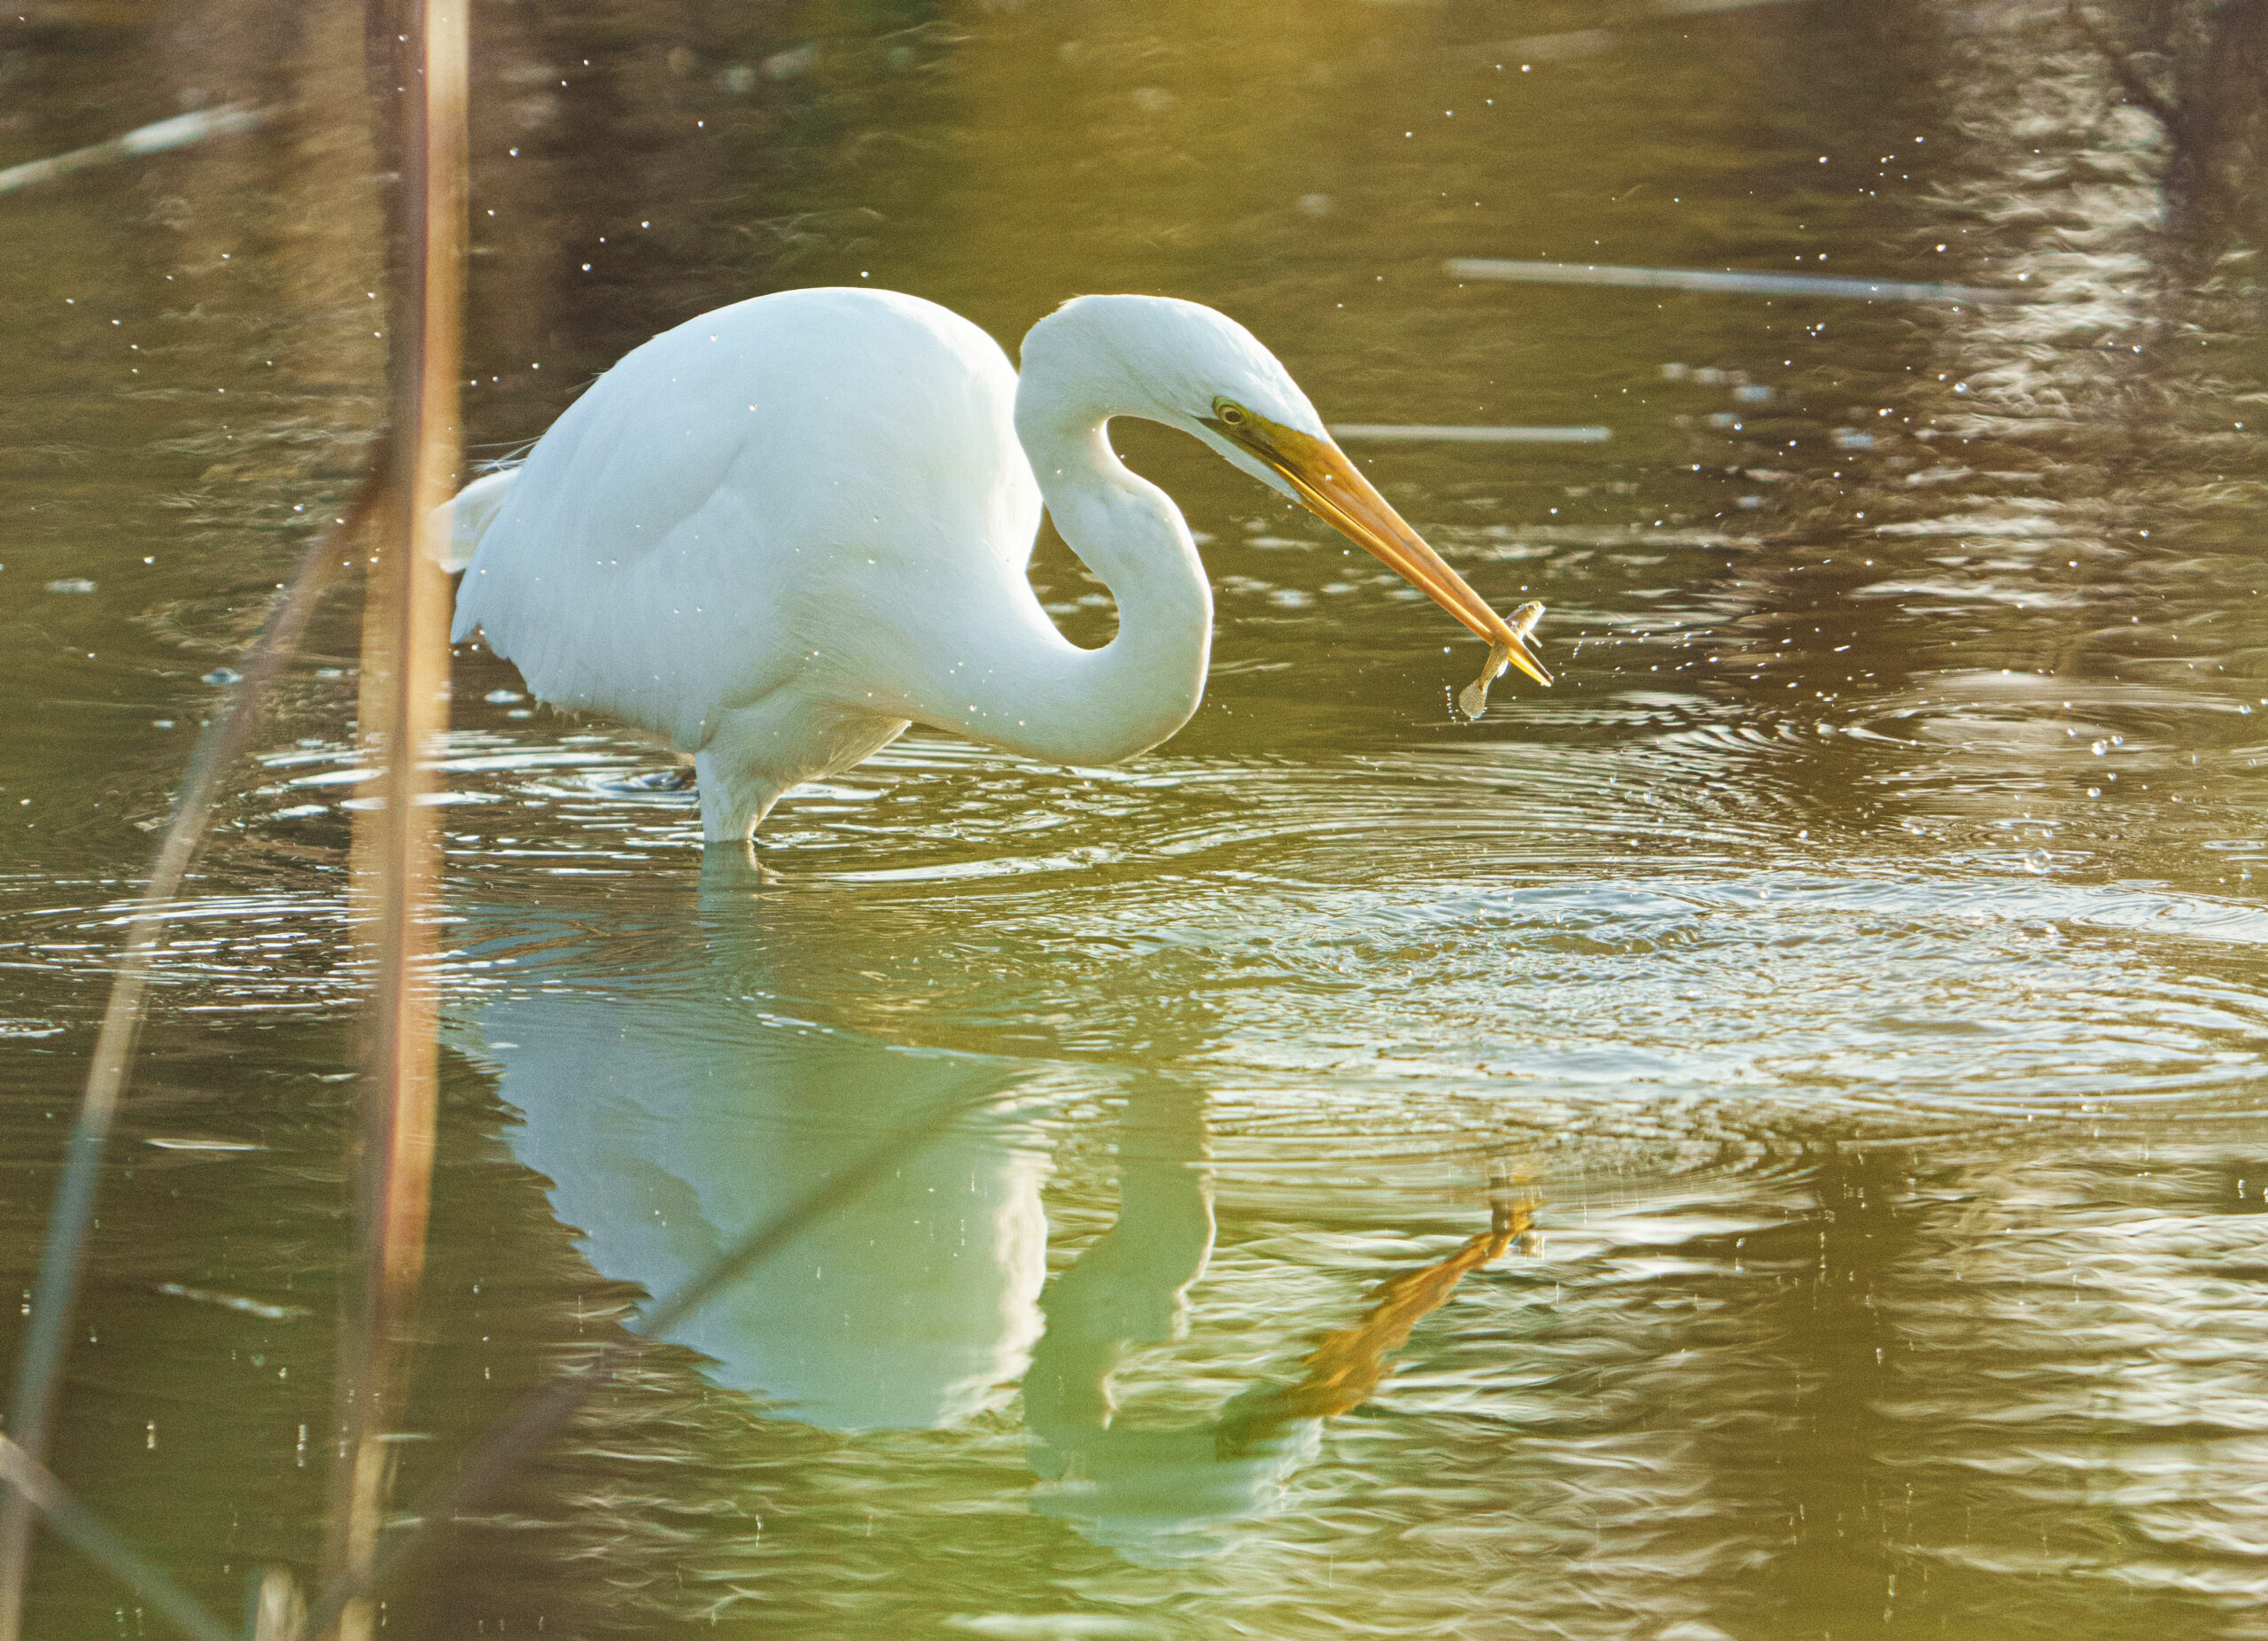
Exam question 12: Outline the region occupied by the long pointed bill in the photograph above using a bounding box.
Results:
[1212,411,1552,688]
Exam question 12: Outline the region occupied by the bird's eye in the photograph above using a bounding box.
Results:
[1215,400,1248,427]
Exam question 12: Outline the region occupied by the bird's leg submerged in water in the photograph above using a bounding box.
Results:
[692,748,784,849]
[695,836,783,889]
[692,694,914,846]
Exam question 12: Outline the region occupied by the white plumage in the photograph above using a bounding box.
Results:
[446,286,1546,846]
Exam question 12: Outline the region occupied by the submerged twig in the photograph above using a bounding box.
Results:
[0,104,268,197]
[0,465,385,1641]
[2066,3,2186,136]
[286,1083,1000,1641]
[1447,257,2026,305]
[0,1435,237,1641]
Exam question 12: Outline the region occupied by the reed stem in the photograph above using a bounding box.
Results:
[316,0,464,1635]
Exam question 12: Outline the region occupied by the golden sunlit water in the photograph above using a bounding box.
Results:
[4,0,2267,1635]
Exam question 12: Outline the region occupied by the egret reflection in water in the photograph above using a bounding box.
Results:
[462,900,1050,1434]
[1023,1080,1531,1565]
[455,885,1522,1560]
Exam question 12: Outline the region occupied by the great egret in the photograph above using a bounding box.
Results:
[442,287,1550,845]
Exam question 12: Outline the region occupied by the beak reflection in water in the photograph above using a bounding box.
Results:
[462,894,1529,1565]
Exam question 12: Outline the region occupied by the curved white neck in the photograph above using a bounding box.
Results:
[912,391,1212,768]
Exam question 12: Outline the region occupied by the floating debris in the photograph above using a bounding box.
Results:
[202,667,243,686]
[1460,601,1546,720]
[156,1283,309,1322]
[0,105,268,197]
[45,579,96,595]
[1500,28,1614,61]
[1332,424,1612,444]
[762,42,819,80]
[1447,258,2023,306]
[1658,0,1816,12]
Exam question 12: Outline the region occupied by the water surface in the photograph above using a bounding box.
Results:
[3,0,2266,1635]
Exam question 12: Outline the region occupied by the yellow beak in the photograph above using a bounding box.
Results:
[1210,411,1551,688]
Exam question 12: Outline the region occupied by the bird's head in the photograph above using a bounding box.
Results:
[1022,293,1550,688]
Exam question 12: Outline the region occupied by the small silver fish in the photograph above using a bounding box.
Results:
[1458,601,1546,720]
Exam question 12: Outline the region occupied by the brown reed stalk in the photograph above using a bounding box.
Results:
[316,0,464,1635]
[0,466,387,1638]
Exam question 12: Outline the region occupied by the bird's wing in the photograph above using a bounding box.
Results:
[453,288,1041,750]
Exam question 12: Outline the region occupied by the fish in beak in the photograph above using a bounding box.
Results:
[1202,400,1551,699]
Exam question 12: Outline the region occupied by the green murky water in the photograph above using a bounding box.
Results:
[4,0,2268,1635]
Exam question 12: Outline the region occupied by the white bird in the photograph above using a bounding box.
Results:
[442,287,1550,847]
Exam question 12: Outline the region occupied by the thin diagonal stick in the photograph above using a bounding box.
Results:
[286,1084,1006,1641]
[2065,3,2187,136]
[0,1437,236,1641]
[0,468,386,1640]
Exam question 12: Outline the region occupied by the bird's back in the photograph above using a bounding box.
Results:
[452,287,1040,750]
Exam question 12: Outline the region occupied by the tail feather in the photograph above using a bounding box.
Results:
[428,466,518,575]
